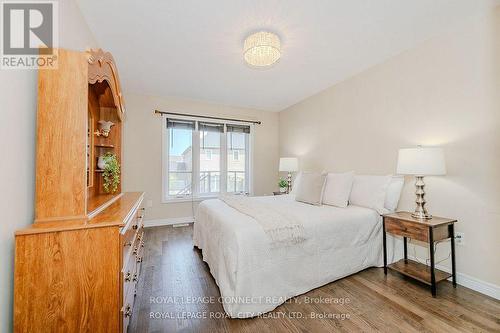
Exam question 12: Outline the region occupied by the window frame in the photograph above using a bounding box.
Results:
[162,115,253,203]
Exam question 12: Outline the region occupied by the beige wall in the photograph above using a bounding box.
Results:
[2,6,498,330]
[280,9,500,287]
[0,1,98,331]
[122,93,280,220]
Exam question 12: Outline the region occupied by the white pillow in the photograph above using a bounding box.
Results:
[384,176,405,211]
[294,172,327,206]
[349,175,392,212]
[322,171,354,208]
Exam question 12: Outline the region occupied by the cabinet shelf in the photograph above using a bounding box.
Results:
[387,259,451,285]
[94,143,114,148]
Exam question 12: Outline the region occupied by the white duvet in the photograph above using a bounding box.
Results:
[193,195,399,318]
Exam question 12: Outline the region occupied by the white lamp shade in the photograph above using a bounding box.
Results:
[397,147,446,176]
[279,157,298,172]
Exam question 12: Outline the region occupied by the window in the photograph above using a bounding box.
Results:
[163,118,252,201]
[199,122,222,195]
[226,125,249,193]
[166,119,194,197]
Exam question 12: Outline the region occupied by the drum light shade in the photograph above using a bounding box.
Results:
[279,157,298,172]
[397,146,446,219]
[244,31,281,68]
[397,147,446,176]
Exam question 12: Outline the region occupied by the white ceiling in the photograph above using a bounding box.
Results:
[77,0,499,111]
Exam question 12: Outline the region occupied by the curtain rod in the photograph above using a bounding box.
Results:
[154,110,261,125]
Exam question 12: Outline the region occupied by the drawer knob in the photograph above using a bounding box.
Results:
[124,271,131,282]
[132,224,138,230]
[136,256,143,263]
[124,304,132,317]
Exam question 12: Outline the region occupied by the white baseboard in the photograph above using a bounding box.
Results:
[407,255,500,300]
[143,216,194,228]
[453,271,500,300]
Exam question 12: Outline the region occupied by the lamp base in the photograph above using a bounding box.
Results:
[411,211,432,220]
[412,176,433,220]
[286,172,292,194]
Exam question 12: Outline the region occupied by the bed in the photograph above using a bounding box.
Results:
[193,194,399,318]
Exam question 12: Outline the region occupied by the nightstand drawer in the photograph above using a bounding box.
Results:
[384,217,428,242]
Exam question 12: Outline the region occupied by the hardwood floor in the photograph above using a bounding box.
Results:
[129,225,500,333]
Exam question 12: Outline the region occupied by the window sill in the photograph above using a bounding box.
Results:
[161,196,219,204]
[161,192,250,204]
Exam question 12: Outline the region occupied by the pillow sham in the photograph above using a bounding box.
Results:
[349,175,392,212]
[384,175,405,211]
[322,171,354,208]
[294,172,327,205]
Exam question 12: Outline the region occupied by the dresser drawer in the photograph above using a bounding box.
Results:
[121,284,135,333]
[135,242,144,267]
[121,205,143,235]
[122,227,135,256]
[122,245,137,296]
[137,208,145,227]
[123,229,143,289]
[131,227,144,261]
[121,228,137,264]
[121,253,142,323]
[121,207,144,261]
[119,205,145,331]
[135,238,144,276]
[384,217,429,242]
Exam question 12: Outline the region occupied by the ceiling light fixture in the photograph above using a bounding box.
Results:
[243,31,281,68]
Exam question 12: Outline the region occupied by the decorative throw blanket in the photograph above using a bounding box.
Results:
[219,195,305,247]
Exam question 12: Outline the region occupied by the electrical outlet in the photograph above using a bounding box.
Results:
[455,232,465,245]
[147,200,153,208]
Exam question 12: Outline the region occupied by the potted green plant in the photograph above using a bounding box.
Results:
[278,177,288,193]
[101,152,120,193]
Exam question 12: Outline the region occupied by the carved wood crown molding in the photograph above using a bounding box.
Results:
[87,48,125,117]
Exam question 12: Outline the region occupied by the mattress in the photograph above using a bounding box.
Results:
[193,194,398,318]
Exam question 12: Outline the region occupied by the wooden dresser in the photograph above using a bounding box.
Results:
[14,48,144,332]
[15,193,144,332]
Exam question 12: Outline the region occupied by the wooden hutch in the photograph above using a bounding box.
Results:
[14,48,145,332]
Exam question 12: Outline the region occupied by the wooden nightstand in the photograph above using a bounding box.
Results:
[382,212,457,296]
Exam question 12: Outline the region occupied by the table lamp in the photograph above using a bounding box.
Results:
[397,146,446,219]
[279,157,298,193]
